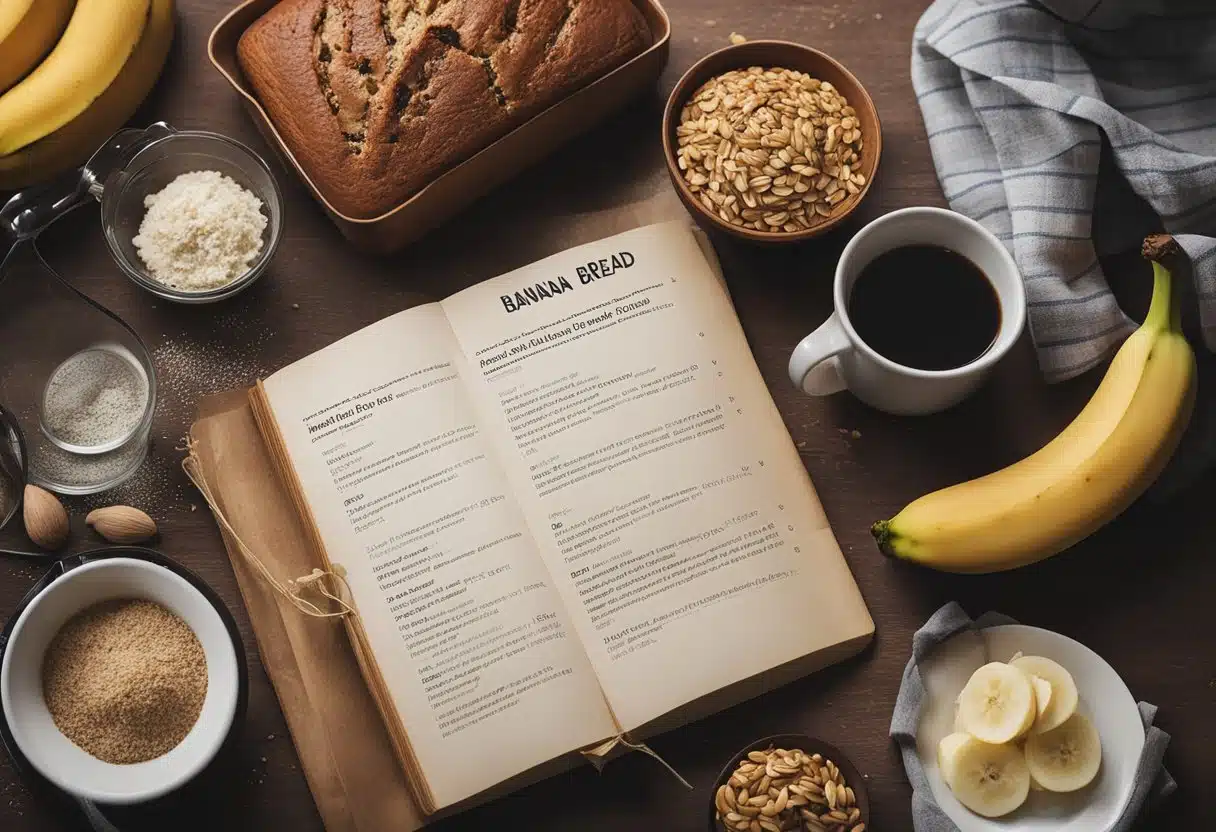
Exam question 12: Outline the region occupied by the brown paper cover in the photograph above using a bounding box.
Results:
[190,391,425,832]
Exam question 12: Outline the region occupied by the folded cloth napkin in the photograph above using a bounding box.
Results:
[890,602,1176,832]
[911,0,1216,383]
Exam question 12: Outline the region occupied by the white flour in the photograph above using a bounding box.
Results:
[132,170,267,292]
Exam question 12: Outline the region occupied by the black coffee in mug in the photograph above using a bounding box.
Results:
[847,245,1001,372]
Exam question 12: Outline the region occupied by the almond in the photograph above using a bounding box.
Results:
[85,505,157,544]
[24,485,69,550]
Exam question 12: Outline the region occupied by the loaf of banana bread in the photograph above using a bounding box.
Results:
[237,0,650,219]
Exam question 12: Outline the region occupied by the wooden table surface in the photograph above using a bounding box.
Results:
[3,1,1215,829]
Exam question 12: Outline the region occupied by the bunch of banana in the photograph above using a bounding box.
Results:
[873,235,1197,573]
[0,0,174,190]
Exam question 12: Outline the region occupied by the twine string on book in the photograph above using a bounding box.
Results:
[581,735,693,790]
[181,435,355,619]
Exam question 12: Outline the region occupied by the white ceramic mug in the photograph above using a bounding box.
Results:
[788,207,1026,415]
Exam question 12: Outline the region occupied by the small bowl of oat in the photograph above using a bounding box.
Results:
[663,41,881,244]
[708,735,870,832]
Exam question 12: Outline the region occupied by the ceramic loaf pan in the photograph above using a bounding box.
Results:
[208,0,671,254]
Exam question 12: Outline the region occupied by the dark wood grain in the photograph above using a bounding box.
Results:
[3,1,1215,829]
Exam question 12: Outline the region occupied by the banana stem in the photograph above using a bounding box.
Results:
[1169,265,1183,334]
[1144,261,1173,333]
[1142,233,1184,334]
[870,520,894,556]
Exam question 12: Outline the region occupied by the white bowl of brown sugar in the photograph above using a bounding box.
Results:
[0,557,240,804]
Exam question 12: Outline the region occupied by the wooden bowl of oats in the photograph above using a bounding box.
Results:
[664,41,881,244]
[708,734,870,832]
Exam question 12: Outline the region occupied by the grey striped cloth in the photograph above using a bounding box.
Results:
[912,0,1216,382]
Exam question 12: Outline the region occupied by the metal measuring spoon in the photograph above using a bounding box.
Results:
[0,406,27,532]
[0,549,60,562]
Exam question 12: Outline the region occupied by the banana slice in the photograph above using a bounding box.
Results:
[1023,712,1102,792]
[956,662,1037,744]
[1031,675,1053,720]
[940,733,1030,817]
[937,732,971,788]
[1011,655,1078,734]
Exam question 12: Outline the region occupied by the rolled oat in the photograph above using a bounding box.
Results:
[676,67,866,233]
[715,746,866,832]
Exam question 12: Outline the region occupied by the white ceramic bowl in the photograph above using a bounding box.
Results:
[916,624,1145,832]
[0,558,240,804]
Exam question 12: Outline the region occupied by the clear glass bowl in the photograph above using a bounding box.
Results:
[0,244,156,495]
[100,129,283,304]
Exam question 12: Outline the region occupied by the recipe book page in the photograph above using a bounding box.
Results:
[440,221,874,732]
[258,303,618,810]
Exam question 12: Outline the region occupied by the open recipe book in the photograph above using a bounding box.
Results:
[248,221,873,814]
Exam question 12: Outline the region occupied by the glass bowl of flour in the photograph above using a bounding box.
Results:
[99,128,283,304]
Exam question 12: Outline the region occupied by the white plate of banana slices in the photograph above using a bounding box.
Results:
[916,625,1144,831]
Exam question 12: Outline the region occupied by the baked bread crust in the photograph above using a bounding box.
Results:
[238,0,650,219]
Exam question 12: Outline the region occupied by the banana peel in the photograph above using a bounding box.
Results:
[873,236,1197,573]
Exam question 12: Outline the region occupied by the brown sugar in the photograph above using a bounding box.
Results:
[42,599,208,764]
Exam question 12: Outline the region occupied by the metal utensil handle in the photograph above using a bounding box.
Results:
[0,122,176,248]
[0,170,91,244]
[73,797,123,832]
[79,121,176,197]
[0,549,54,561]
[0,403,26,486]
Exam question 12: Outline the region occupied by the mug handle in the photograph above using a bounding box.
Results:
[788,312,852,396]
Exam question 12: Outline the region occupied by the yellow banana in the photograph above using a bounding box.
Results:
[0,0,75,94]
[0,0,174,190]
[873,236,1196,573]
[0,0,151,156]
